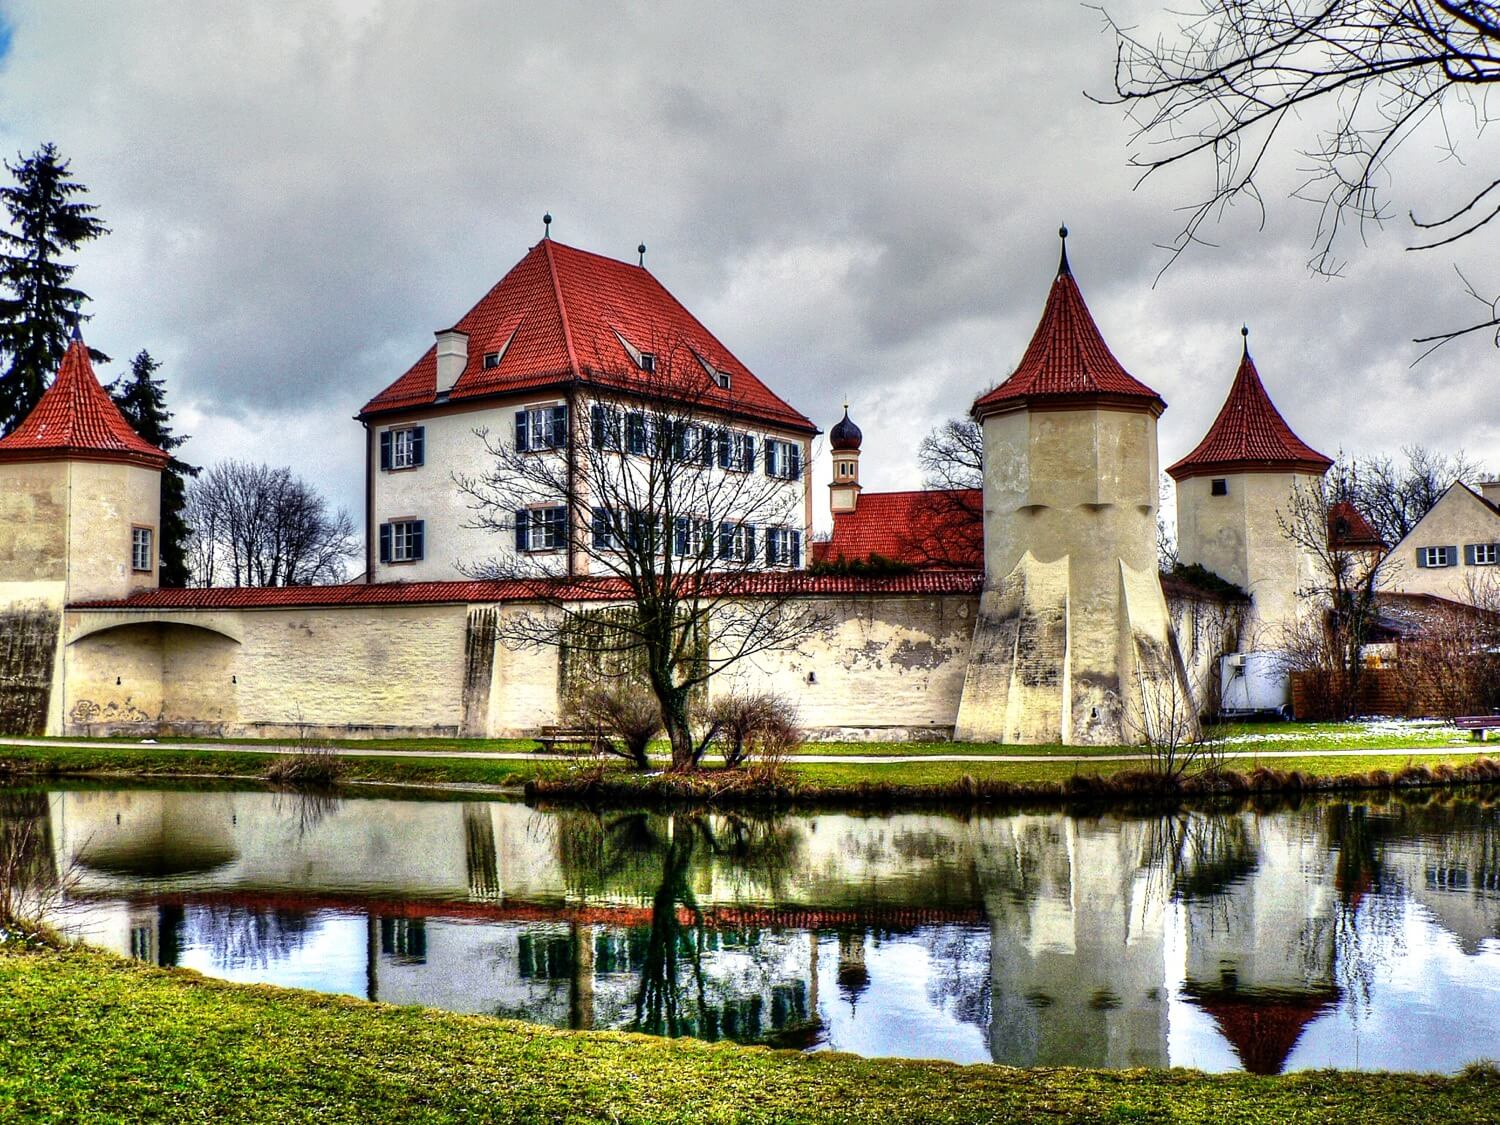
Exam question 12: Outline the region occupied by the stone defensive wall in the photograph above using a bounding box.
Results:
[0,570,1237,742]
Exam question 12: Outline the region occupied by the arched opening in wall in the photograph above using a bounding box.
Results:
[65,621,240,737]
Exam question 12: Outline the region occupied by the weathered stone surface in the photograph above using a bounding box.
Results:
[0,602,61,735]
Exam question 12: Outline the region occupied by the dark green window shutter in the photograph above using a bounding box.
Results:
[412,521,425,560]
[379,523,391,563]
[411,427,425,466]
[515,510,529,552]
[1466,544,1477,565]
[515,411,530,452]
[790,530,802,568]
[1446,545,1458,566]
[550,405,568,448]
[379,431,392,470]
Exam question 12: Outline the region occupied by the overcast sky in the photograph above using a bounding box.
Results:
[1,1,1495,535]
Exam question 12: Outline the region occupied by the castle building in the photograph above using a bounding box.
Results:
[357,235,816,582]
[1168,330,1333,645]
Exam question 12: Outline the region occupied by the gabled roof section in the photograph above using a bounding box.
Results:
[1381,480,1500,565]
[1168,339,1332,480]
[973,232,1165,419]
[0,334,168,469]
[360,238,815,432]
[1328,500,1384,550]
[817,489,984,570]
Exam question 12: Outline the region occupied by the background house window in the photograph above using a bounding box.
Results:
[482,351,501,369]
[673,516,712,557]
[1468,543,1499,566]
[379,426,424,470]
[130,527,154,572]
[764,439,802,480]
[1210,478,1228,496]
[714,429,754,471]
[625,411,652,455]
[380,520,425,563]
[515,404,568,451]
[712,368,731,389]
[639,352,656,373]
[1418,545,1457,568]
[590,403,622,451]
[718,522,756,562]
[515,506,567,552]
[765,527,803,568]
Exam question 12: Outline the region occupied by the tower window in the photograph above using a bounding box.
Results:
[131,527,154,573]
[1210,478,1228,496]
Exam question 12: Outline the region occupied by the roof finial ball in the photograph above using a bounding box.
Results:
[1058,223,1071,276]
[638,242,647,267]
[543,212,552,238]
[1242,323,1250,354]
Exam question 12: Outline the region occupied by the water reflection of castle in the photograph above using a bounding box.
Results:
[25,789,1500,1072]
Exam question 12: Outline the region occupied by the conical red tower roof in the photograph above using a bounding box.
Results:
[1167,337,1331,481]
[0,334,168,469]
[1184,986,1340,1076]
[973,232,1165,418]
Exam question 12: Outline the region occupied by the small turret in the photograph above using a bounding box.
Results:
[828,405,862,514]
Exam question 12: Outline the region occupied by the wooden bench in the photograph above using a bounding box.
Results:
[1455,716,1500,741]
[532,726,599,755]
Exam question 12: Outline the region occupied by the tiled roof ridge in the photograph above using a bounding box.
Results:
[0,335,169,468]
[540,237,582,378]
[1168,347,1332,479]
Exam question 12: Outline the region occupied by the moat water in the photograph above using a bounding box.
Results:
[7,782,1500,1073]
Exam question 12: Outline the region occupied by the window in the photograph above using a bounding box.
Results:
[380,917,427,964]
[764,439,802,480]
[668,422,713,465]
[515,507,567,552]
[130,924,153,963]
[483,351,501,369]
[591,507,618,550]
[590,403,622,451]
[673,517,713,557]
[1418,545,1457,568]
[714,429,755,472]
[639,352,656,373]
[625,410,652,455]
[837,462,853,479]
[379,520,425,563]
[765,527,803,568]
[718,522,756,562]
[131,527,154,572]
[1468,543,1499,566]
[514,404,568,451]
[712,368,731,390]
[379,426,425,471]
[1210,478,1228,496]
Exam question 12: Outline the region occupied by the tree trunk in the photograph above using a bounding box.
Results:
[660,689,696,772]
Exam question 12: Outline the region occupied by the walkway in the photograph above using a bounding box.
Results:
[0,737,1474,765]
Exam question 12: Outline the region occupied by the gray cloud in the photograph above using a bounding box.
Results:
[0,0,1493,529]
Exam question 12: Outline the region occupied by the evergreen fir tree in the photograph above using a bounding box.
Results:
[0,143,108,435]
[111,350,199,588]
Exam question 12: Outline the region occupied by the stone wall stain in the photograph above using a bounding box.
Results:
[0,604,60,735]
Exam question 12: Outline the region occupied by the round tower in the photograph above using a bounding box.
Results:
[955,230,1189,745]
[828,405,862,514]
[1167,329,1332,645]
[0,331,168,605]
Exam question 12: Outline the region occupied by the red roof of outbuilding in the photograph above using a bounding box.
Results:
[360,238,815,433]
[818,489,984,570]
[1168,345,1332,480]
[973,240,1164,418]
[69,570,984,611]
[1328,500,1384,550]
[0,335,168,469]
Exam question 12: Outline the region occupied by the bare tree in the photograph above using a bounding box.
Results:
[1275,478,1386,716]
[1331,444,1485,546]
[893,416,985,568]
[185,460,358,587]
[1125,639,1211,775]
[1101,1,1500,350]
[456,336,825,772]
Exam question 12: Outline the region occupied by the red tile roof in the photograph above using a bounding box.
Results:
[818,489,984,569]
[1168,344,1332,480]
[973,241,1164,418]
[0,335,169,469]
[1184,986,1340,1076]
[360,238,815,433]
[69,570,984,611]
[1327,500,1384,550]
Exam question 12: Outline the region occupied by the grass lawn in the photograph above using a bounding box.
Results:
[2,944,1497,1124]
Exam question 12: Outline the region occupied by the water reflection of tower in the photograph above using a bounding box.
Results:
[1181,811,1340,1075]
[981,816,1168,1068]
[836,930,869,1011]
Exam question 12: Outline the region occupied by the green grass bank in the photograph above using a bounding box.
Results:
[2,945,1497,1124]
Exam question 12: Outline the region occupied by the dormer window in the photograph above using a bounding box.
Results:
[483,351,502,369]
[639,352,656,373]
[713,368,731,390]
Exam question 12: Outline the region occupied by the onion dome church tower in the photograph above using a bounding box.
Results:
[955,230,1192,745]
[828,406,863,514]
[1168,330,1332,644]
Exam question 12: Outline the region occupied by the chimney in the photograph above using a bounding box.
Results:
[434,329,469,395]
[1481,480,1500,509]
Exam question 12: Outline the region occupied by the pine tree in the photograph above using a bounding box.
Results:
[111,350,199,588]
[0,143,108,435]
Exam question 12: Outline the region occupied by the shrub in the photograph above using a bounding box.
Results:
[264,742,344,788]
[565,685,663,771]
[706,692,801,774]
